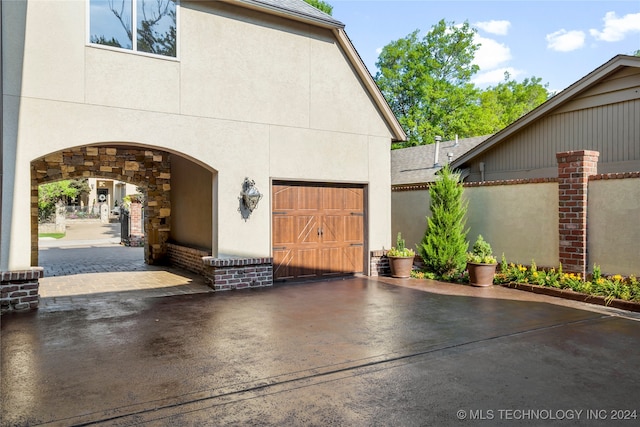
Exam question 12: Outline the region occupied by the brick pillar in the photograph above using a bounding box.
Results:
[556,150,599,277]
[130,201,143,236]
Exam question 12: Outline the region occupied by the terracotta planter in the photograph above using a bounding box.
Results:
[389,256,414,278]
[467,262,497,287]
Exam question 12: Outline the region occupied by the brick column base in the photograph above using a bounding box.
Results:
[202,257,273,291]
[370,250,390,276]
[1,268,43,313]
[556,150,599,277]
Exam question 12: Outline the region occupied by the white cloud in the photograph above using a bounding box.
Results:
[475,20,511,36]
[472,67,523,86]
[376,47,382,55]
[546,29,586,52]
[590,11,640,42]
[473,35,511,70]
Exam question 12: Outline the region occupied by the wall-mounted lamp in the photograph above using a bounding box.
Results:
[238,177,262,220]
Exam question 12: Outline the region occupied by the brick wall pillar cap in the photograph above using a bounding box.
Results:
[556,150,600,159]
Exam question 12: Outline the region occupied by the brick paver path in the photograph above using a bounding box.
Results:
[38,219,212,307]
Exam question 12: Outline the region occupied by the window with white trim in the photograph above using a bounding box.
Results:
[89,0,177,58]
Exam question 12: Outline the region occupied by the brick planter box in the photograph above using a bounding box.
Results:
[202,257,273,291]
[1,268,44,313]
[502,282,640,313]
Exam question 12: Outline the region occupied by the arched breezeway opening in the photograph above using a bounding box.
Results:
[31,144,217,281]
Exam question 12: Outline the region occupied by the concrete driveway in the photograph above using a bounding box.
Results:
[2,276,640,426]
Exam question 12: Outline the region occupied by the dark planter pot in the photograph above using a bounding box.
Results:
[467,262,497,287]
[389,256,414,278]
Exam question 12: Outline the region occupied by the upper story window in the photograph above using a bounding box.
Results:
[89,0,177,58]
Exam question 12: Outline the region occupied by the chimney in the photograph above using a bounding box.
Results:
[434,135,441,167]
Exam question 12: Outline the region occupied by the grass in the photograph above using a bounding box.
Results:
[39,233,65,239]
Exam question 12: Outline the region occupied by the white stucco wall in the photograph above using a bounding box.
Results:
[1,0,395,270]
[391,183,559,268]
[465,183,558,267]
[588,179,640,276]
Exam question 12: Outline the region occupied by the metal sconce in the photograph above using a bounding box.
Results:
[238,177,262,220]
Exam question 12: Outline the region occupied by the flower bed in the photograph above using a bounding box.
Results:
[494,259,640,312]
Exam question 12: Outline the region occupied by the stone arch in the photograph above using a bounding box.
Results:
[31,145,172,266]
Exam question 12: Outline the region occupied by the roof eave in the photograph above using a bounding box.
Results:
[334,29,407,142]
[220,0,345,29]
[452,54,640,168]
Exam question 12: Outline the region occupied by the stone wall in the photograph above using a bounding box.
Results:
[31,147,171,265]
[0,268,43,313]
[202,257,273,291]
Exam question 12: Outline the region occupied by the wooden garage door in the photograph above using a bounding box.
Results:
[272,183,365,281]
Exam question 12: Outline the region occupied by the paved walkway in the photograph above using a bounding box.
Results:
[38,219,212,307]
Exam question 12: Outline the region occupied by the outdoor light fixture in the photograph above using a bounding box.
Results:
[239,177,262,220]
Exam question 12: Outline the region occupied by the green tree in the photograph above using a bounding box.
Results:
[474,73,549,134]
[375,20,480,148]
[375,20,551,149]
[417,165,469,277]
[38,180,87,222]
[304,0,333,15]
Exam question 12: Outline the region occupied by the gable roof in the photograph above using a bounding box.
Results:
[452,54,640,169]
[391,135,491,185]
[230,0,345,28]
[222,0,407,142]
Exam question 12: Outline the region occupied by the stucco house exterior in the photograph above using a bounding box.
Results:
[1,0,406,311]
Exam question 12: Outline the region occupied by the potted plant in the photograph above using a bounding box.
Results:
[387,232,416,278]
[466,235,497,287]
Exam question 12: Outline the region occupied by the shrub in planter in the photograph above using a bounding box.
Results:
[466,235,497,287]
[388,232,415,278]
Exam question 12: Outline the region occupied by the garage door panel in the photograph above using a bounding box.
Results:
[296,216,319,244]
[273,216,295,246]
[320,247,344,276]
[296,249,318,278]
[322,187,344,210]
[273,248,294,280]
[344,216,363,242]
[342,245,364,273]
[321,215,343,243]
[273,185,296,210]
[343,188,364,211]
[298,187,321,210]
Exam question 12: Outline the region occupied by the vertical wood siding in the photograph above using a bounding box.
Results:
[469,68,640,181]
[472,98,640,179]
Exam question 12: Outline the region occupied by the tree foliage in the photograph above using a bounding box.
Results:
[375,20,550,149]
[303,0,333,15]
[476,73,549,133]
[418,165,469,277]
[375,20,480,147]
[38,180,90,222]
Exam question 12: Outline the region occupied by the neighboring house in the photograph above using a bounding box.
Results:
[85,178,138,213]
[391,135,491,187]
[1,0,405,310]
[452,54,640,181]
[390,135,490,251]
[393,54,640,277]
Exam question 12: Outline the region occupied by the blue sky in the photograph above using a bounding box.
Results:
[330,0,640,93]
